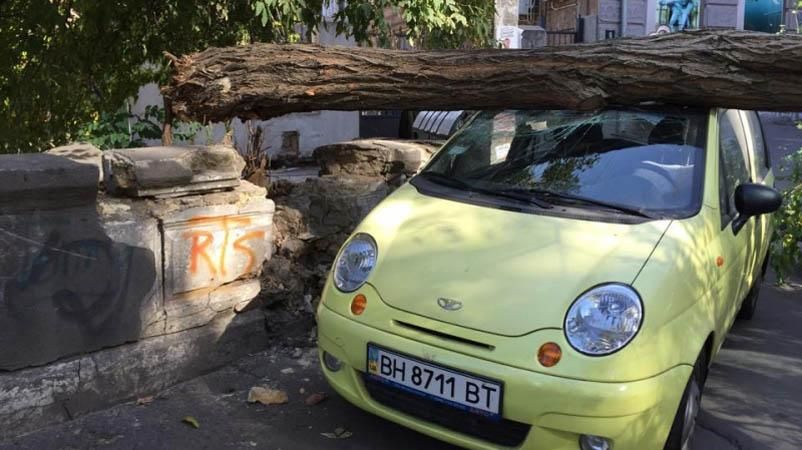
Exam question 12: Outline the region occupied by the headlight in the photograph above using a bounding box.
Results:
[564,284,643,356]
[333,233,377,292]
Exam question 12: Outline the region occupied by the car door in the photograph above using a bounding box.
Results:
[714,109,756,331]
[739,110,774,276]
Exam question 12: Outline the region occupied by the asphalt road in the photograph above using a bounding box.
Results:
[1,114,800,450]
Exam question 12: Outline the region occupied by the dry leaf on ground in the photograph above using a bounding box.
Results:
[305,392,327,406]
[321,427,352,439]
[247,386,289,405]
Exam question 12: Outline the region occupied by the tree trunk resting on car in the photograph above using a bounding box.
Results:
[164,30,802,123]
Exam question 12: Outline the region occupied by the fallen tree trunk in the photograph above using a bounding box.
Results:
[165,30,802,122]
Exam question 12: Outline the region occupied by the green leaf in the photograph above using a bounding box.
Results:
[182,416,200,429]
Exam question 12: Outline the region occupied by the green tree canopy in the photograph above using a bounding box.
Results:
[1,0,494,153]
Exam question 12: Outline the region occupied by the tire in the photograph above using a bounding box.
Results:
[737,270,763,321]
[664,349,707,450]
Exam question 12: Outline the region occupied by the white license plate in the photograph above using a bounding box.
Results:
[366,344,503,419]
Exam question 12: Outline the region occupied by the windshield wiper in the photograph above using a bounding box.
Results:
[418,172,553,209]
[504,187,655,219]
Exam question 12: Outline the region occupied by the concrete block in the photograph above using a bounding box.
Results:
[160,279,262,335]
[103,145,245,198]
[0,154,98,210]
[0,205,162,370]
[0,309,267,440]
[161,196,274,297]
[46,143,103,184]
[314,139,440,178]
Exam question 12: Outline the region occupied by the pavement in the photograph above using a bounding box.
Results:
[1,114,800,450]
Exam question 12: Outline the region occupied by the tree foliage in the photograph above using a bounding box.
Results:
[1,0,494,153]
[771,147,802,284]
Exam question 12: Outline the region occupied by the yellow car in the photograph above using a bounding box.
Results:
[316,108,782,450]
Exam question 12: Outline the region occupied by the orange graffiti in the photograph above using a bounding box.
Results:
[183,215,265,278]
[186,231,216,276]
[233,231,267,274]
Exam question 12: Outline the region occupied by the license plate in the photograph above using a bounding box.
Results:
[366,344,503,419]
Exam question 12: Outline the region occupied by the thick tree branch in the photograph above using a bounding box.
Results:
[164,30,802,123]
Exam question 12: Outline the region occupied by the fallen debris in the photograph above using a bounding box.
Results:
[321,427,352,439]
[182,416,200,429]
[304,392,327,406]
[136,396,154,406]
[247,387,289,405]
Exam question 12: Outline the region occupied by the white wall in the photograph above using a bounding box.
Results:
[129,19,359,158]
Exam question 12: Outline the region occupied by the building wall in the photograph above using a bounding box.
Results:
[547,0,582,31]
[495,0,522,46]
[598,0,650,38]
[132,84,358,158]
[597,0,745,38]
[785,0,800,32]
[130,12,359,159]
[702,0,744,29]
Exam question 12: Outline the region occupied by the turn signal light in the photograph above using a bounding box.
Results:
[538,342,562,367]
[351,294,367,315]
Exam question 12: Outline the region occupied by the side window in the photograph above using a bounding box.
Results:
[719,110,751,228]
[741,111,770,181]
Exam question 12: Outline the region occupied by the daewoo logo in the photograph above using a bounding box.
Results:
[437,297,463,311]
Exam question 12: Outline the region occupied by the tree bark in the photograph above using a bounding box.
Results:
[161,96,174,146]
[164,30,802,123]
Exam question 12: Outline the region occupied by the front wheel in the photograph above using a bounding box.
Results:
[664,350,707,450]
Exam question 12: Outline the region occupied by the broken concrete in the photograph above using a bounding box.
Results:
[45,143,103,184]
[103,145,245,198]
[0,154,98,210]
[314,139,440,179]
[263,176,391,313]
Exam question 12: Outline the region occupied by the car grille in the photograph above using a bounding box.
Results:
[363,374,531,447]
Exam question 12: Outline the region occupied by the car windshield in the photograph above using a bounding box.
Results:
[415,108,708,219]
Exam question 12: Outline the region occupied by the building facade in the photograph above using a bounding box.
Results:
[519,0,794,44]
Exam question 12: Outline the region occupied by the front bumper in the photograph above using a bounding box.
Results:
[318,303,692,450]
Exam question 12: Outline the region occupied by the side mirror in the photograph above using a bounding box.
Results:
[732,183,783,233]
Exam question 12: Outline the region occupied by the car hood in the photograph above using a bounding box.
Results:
[356,184,671,336]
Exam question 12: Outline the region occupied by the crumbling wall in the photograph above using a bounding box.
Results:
[0,144,273,438]
[263,176,390,314]
[263,139,439,317]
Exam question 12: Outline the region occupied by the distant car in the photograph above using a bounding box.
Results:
[317,107,782,450]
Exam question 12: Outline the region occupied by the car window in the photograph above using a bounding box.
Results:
[419,108,708,219]
[719,110,752,227]
[741,111,770,181]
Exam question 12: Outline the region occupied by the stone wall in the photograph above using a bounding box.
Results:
[262,139,437,317]
[263,176,391,315]
[0,144,273,437]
